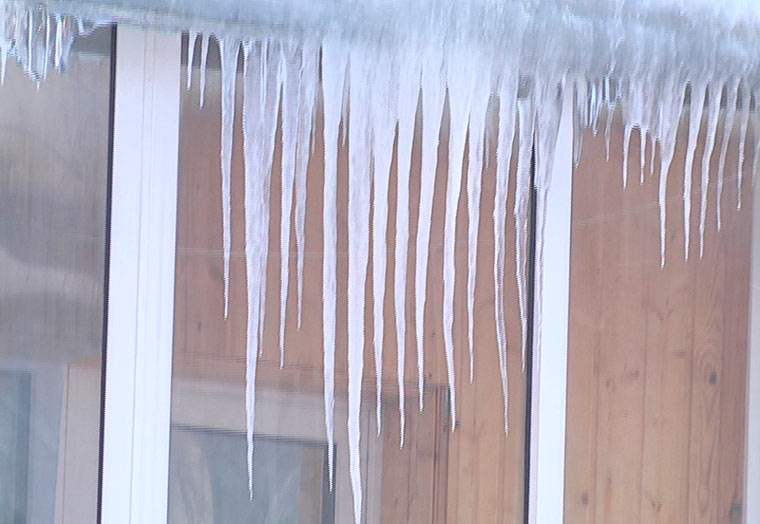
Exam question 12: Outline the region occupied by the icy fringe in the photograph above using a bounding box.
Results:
[186,32,760,524]
[0,2,101,84]
[9,8,756,518]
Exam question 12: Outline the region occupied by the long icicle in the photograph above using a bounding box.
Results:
[295,42,318,327]
[622,123,632,188]
[370,48,398,435]
[394,50,420,447]
[657,77,687,267]
[240,40,274,499]
[415,50,446,413]
[320,40,347,491]
[465,60,490,383]
[753,100,760,182]
[640,128,647,185]
[348,44,372,524]
[199,33,210,107]
[257,43,282,350]
[736,84,751,210]
[494,74,517,432]
[699,80,724,258]
[514,95,534,371]
[278,43,300,365]
[716,78,739,230]
[219,38,239,321]
[443,51,471,432]
[683,80,706,260]
[531,79,563,389]
[186,31,197,90]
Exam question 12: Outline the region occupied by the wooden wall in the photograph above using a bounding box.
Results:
[173,59,527,523]
[564,108,752,524]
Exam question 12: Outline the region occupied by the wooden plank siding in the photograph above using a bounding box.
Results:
[565,106,752,524]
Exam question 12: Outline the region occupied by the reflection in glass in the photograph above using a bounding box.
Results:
[0,27,112,524]
[170,428,333,524]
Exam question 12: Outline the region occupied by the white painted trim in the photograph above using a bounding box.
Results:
[528,86,573,524]
[745,170,760,524]
[100,26,181,524]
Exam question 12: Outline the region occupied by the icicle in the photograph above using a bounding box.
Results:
[532,79,563,383]
[348,44,373,524]
[442,51,472,432]
[494,73,517,432]
[187,31,197,89]
[699,81,724,258]
[683,81,706,260]
[320,40,347,492]
[241,44,261,493]
[465,64,490,384]
[1,47,7,85]
[737,85,751,210]
[370,48,397,435]
[415,50,446,413]
[604,77,616,161]
[394,50,420,448]
[241,39,281,498]
[295,42,318,327]
[716,78,739,230]
[199,33,210,107]
[53,14,62,70]
[622,123,632,188]
[572,79,587,168]
[514,95,534,372]
[278,43,300,366]
[605,104,615,161]
[640,128,647,185]
[219,38,239,320]
[657,78,687,267]
[589,81,600,135]
[753,106,760,182]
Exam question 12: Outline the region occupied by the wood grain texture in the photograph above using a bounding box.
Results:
[565,106,752,524]
[173,63,526,523]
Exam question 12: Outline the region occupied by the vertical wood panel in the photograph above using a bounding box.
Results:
[565,105,752,524]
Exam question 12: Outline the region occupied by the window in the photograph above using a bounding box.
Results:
[0,26,113,524]
[167,35,529,523]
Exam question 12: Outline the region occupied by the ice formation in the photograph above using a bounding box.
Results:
[9,0,760,522]
[320,40,346,492]
[0,2,100,82]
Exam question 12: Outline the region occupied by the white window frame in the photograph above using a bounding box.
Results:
[100,25,180,524]
[527,85,572,524]
[745,154,760,524]
[97,27,572,523]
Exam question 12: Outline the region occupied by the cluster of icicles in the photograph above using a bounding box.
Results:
[187,34,759,524]
[193,36,543,524]
[0,0,99,82]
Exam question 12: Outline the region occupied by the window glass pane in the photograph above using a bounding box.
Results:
[564,104,753,522]
[169,36,527,524]
[0,27,113,524]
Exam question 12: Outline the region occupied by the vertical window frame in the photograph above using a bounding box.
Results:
[100,25,181,524]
